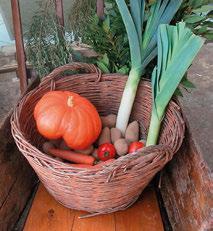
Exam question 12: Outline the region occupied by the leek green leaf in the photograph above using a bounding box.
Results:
[146,22,204,146]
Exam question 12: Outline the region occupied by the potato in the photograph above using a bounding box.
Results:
[98,127,111,145]
[125,121,139,143]
[101,114,116,128]
[75,145,94,155]
[111,127,122,143]
[114,138,128,156]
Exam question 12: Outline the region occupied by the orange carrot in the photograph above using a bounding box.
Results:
[68,164,95,168]
[68,159,115,169]
[47,148,95,165]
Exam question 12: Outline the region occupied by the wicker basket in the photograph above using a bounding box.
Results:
[11,63,185,216]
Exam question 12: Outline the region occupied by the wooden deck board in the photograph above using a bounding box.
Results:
[115,188,164,231]
[24,184,164,231]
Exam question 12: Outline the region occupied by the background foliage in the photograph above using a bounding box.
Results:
[25,0,73,77]
[26,0,212,78]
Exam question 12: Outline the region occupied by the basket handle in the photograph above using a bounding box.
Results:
[40,62,102,86]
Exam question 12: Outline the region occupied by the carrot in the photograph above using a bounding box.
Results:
[47,148,95,165]
[68,159,115,169]
[68,164,95,168]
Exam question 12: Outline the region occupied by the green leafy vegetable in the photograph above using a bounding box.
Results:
[146,22,204,146]
[115,0,183,134]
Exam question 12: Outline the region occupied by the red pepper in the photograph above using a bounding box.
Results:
[128,141,145,153]
[97,143,116,161]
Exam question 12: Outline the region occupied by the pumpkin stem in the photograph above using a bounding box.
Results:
[67,96,74,107]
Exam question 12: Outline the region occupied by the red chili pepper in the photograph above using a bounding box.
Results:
[128,141,145,153]
[97,143,116,161]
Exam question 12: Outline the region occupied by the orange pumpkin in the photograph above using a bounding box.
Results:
[34,91,102,150]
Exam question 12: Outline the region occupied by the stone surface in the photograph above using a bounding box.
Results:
[161,43,213,231]
[180,43,213,170]
[0,72,20,121]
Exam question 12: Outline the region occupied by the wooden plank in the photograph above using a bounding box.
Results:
[11,0,28,93]
[0,112,37,231]
[0,77,39,231]
[24,184,164,231]
[161,129,213,231]
[0,161,36,231]
[96,0,104,20]
[24,184,75,231]
[55,0,64,27]
[115,187,164,231]
[72,211,115,231]
[0,63,33,74]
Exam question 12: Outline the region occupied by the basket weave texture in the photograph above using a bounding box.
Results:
[11,63,185,215]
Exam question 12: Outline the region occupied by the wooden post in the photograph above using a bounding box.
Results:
[97,0,104,20]
[55,0,64,27]
[11,0,28,94]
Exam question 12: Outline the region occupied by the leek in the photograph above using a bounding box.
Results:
[146,22,204,146]
[115,0,183,134]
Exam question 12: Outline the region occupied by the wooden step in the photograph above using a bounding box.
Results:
[24,184,164,231]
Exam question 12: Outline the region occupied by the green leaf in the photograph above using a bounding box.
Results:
[153,22,204,117]
[189,0,203,8]
[182,78,196,88]
[141,0,182,66]
[184,15,205,23]
[101,53,110,67]
[192,5,213,13]
[147,22,203,146]
[204,32,213,40]
[129,0,145,42]
[96,61,110,73]
[115,0,142,68]
[174,88,183,97]
[196,25,208,34]
[117,65,129,74]
[102,15,111,33]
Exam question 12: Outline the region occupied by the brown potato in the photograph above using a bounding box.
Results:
[101,114,116,128]
[98,127,111,145]
[111,127,122,143]
[114,138,128,156]
[125,121,139,143]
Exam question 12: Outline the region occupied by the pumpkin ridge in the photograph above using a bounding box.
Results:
[77,105,93,147]
[79,103,101,139]
[34,100,65,119]
[65,107,82,146]
[35,105,65,138]
[78,103,96,140]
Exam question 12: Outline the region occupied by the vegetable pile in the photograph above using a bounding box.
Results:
[33,0,205,169]
[39,110,145,168]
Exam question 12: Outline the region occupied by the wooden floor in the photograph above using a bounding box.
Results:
[24,184,164,231]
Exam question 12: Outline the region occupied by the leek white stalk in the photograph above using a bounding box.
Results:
[116,69,141,132]
[115,0,183,134]
[146,22,204,146]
